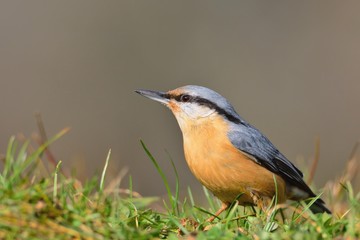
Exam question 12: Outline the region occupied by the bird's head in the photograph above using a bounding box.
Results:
[135,85,243,131]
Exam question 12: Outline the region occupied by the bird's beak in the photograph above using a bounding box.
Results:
[135,89,170,105]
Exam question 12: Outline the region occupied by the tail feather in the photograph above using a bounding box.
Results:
[287,185,331,214]
[308,198,331,214]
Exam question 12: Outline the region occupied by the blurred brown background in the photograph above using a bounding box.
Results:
[1,1,359,199]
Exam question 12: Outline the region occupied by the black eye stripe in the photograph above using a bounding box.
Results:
[193,97,241,123]
[167,93,242,124]
[172,94,187,102]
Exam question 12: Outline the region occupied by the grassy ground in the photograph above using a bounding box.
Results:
[0,129,359,239]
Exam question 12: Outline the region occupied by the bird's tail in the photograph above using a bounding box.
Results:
[308,198,331,214]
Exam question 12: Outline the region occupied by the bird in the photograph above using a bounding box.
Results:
[135,85,331,221]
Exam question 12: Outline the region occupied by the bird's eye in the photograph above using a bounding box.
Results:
[180,94,191,102]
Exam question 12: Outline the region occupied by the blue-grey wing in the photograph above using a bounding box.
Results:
[228,123,316,198]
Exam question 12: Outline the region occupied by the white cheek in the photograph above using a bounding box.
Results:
[173,105,216,133]
[182,104,215,119]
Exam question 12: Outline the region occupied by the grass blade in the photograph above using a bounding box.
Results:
[53,160,62,201]
[100,149,111,193]
[166,150,180,215]
[224,201,239,229]
[3,136,16,179]
[140,140,175,214]
[203,186,216,212]
[129,175,133,201]
[194,206,220,221]
[294,193,323,221]
[187,186,195,207]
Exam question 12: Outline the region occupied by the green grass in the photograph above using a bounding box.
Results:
[0,132,359,239]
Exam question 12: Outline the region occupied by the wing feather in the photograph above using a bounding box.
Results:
[228,123,318,200]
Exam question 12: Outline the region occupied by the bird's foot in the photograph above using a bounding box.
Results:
[177,217,199,236]
[205,202,230,223]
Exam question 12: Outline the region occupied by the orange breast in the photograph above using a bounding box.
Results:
[181,115,286,205]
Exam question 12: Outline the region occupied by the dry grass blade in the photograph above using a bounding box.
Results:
[307,137,320,185]
[34,112,68,177]
[324,142,359,214]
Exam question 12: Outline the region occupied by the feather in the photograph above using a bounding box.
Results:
[228,121,331,213]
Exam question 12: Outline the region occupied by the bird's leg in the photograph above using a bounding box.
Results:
[250,190,275,220]
[206,202,230,223]
[250,191,267,212]
[250,191,260,205]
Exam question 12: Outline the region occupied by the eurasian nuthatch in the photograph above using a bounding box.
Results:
[136,85,331,221]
